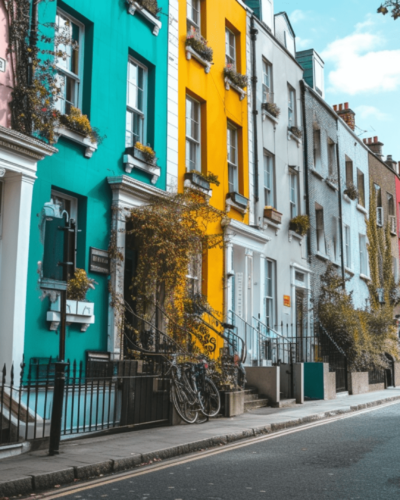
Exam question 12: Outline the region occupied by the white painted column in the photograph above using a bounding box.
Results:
[0,173,35,369]
[107,207,127,360]
[259,254,266,324]
[225,242,234,321]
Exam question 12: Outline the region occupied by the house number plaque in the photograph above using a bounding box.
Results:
[89,247,110,274]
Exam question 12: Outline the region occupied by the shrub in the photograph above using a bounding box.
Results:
[224,65,248,89]
[67,269,97,301]
[59,107,102,144]
[289,214,310,236]
[344,182,359,201]
[135,142,156,164]
[186,31,213,63]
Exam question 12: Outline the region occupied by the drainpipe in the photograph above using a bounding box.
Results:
[336,128,346,287]
[250,17,259,214]
[300,81,311,259]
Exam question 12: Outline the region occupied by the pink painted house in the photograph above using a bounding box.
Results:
[0,2,13,127]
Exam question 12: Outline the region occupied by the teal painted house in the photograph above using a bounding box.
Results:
[23,0,170,367]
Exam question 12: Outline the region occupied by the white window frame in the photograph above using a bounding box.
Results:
[187,0,201,31]
[264,152,275,208]
[126,58,148,148]
[185,96,201,172]
[225,28,236,68]
[55,8,85,115]
[227,123,239,193]
[289,169,298,218]
[0,180,4,239]
[316,205,326,255]
[288,86,296,128]
[51,189,78,223]
[359,234,367,275]
[344,224,351,269]
[262,59,273,104]
[265,259,276,330]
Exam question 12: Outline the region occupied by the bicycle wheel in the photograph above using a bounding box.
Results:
[171,383,198,424]
[199,378,221,418]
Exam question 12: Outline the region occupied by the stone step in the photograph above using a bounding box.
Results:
[244,392,260,402]
[273,398,296,408]
[244,398,269,410]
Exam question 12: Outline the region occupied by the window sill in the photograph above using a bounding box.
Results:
[315,252,329,262]
[310,168,324,181]
[262,109,279,127]
[263,217,281,233]
[360,273,371,282]
[53,126,98,158]
[123,153,161,184]
[345,267,355,276]
[288,230,303,244]
[226,192,249,214]
[126,1,162,36]
[224,78,247,101]
[287,130,302,148]
[184,175,212,200]
[325,179,338,191]
[343,193,352,204]
[356,204,367,215]
[186,46,212,74]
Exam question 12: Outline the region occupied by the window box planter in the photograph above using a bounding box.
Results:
[310,168,324,181]
[53,126,98,158]
[184,171,212,199]
[123,147,161,184]
[356,204,368,215]
[315,252,329,262]
[343,193,351,203]
[287,127,302,147]
[261,102,280,121]
[226,192,249,214]
[47,297,95,332]
[288,230,303,244]
[185,46,212,74]
[262,107,279,127]
[224,78,247,101]
[264,206,282,224]
[325,179,338,191]
[126,0,162,36]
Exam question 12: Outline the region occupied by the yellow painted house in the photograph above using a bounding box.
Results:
[178,0,250,357]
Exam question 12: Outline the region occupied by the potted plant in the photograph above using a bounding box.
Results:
[184,170,220,191]
[289,126,302,139]
[289,215,310,236]
[185,30,213,63]
[262,102,281,118]
[58,106,101,144]
[129,0,161,17]
[344,182,359,201]
[224,64,248,89]
[264,206,283,224]
[130,142,157,165]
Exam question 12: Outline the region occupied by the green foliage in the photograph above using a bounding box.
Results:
[192,170,220,187]
[186,31,214,63]
[224,65,248,89]
[343,182,359,201]
[67,269,97,301]
[289,215,310,236]
[318,264,399,371]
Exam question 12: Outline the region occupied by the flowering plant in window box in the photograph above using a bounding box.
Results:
[224,65,248,89]
[289,126,302,139]
[130,0,161,17]
[67,269,97,301]
[58,106,102,144]
[344,182,359,201]
[262,102,281,118]
[185,170,220,192]
[185,31,213,63]
[133,142,157,164]
[289,214,310,236]
[264,206,282,224]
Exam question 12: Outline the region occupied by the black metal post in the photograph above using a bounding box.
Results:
[49,362,68,456]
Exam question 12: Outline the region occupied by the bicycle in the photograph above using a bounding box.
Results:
[168,355,221,424]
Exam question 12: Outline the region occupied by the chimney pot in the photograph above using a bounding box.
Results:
[374,136,378,143]
[387,155,393,161]
[345,102,349,110]
[333,105,338,111]
[339,104,343,111]
[368,138,372,144]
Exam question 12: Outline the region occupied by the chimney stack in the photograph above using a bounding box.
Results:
[386,155,397,172]
[333,102,356,131]
[366,136,384,159]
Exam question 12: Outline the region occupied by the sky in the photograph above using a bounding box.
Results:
[275,0,400,161]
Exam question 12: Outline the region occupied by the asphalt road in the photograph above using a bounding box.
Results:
[45,402,400,500]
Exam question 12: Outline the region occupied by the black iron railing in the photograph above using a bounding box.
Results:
[368,367,386,385]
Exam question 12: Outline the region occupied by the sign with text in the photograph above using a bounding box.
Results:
[283,295,291,307]
[89,247,110,274]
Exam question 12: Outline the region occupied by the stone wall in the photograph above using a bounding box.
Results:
[348,372,369,395]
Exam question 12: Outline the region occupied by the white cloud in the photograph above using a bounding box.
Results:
[290,9,305,24]
[296,37,312,50]
[322,20,400,95]
[355,105,389,121]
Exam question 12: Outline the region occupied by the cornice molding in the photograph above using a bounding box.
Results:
[0,126,57,160]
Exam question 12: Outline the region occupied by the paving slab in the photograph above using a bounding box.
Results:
[0,388,399,497]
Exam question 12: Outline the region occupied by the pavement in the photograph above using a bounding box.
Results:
[1,388,400,498]
[41,400,400,500]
